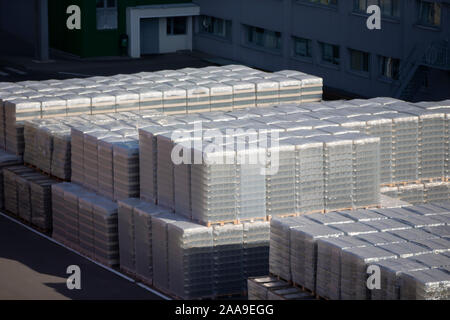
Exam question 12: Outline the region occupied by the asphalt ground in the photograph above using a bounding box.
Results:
[0,213,166,300]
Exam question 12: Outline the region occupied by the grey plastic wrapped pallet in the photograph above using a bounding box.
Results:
[182,84,210,114]
[294,74,323,103]
[133,201,170,283]
[265,142,296,217]
[213,224,245,295]
[191,141,238,224]
[71,124,103,185]
[313,135,354,211]
[113,139,140,201]
[340,246,397,300]
[39,96,67,119]
[118,198,142,274]
[269,216,315,281]
[132,87,163,113]
[250,79,279,108]
[203,82,233,112]
[91,196,119,267]
[316,235,368,299]
[224,80,255,110]
[290,223,344,292]
[243,221,270,279]
[138,125,174,203]
[89,92,116,114]
[78,193,98,256]
[287,137,325,214]
[371,258,429,300]
[339,133,381,209]
[400,268,450,300]
[151,212,186,293]
[5,98,41,155]
[51,125,72,180]
[161,87,187,115]
[273,77,302,104]
[236,145,266,220]
[168,220,214,299]
[114,90,140,113]
[84,130,121,193]
[0,151,22,210]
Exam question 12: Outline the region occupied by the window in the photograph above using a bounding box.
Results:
[350,49,370,72]
[380,56,400,80]
[293,37,312,58]
[320,42,340,65]
[96,0,117,30]
[418,1,441,26]
[353,0,400,17]
[245,25,282,51]
[167,17,187,35]
[199,15,232,40]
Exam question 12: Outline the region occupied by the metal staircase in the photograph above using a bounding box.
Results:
[392,40,449,101]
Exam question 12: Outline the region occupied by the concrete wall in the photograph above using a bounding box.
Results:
[193,0,450,99]
[158,17,192,53]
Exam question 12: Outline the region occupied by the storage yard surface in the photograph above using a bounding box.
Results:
[0,64,449,300]
[0,213,164,300]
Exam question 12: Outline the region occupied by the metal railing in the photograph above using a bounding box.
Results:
[422,40,450,70]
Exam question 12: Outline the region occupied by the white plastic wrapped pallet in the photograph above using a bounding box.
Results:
[113,139,140,201]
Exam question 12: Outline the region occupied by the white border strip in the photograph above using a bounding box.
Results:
[0,211,171,300]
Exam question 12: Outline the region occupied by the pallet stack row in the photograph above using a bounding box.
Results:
[0,66,323,156]
[268,203,450,300]
[52,182,119,265]
[117,198,270,299]
[3,165,59,232]
[0,149,22,209]
[381,182,450,205]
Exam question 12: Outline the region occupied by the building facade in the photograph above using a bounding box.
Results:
[192,0,450,100]
[48,0,196,57]
[38,0,450,100]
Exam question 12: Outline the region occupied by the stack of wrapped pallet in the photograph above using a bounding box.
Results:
[52,182,119,266]
[381,182,450,205]
[0,149,22,209]
[267,203,450,300]
[0,67,322,153]
[117,197,270,299]
[3,165,59,231]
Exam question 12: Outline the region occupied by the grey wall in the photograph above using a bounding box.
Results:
[193,0,450,99]
[0,0,37,47]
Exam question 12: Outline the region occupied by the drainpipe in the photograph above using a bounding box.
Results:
[35,0,49,61]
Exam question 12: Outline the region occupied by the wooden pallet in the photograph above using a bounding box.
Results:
[380,180,421,187]
[2,209,52,235]
[354,204,381,210]
[134,275,153,287]
[269,273,293,285]
[120,267,137,279]
[267,213,298,221]
[237,216,268,224]
[303,209,326,215]
[420,177,447,183]
[195,219,239,227]
[325,207,352,213]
